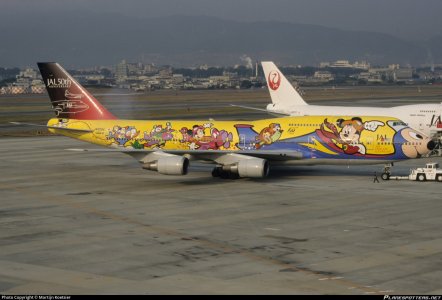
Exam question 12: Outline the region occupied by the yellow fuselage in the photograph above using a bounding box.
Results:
[47,115,431,162]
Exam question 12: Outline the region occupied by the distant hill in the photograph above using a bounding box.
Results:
[0,13,434,67]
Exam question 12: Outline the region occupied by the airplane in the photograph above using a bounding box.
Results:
[27,62,435,179]
[255,61,442,140]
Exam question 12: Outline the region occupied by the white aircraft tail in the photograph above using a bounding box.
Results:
[261,61,307,106]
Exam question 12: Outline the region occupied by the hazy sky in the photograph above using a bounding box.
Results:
[1,0,442,67]
[2,0,442,40]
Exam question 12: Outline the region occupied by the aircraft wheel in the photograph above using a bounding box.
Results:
[219,170,230,179]
[381,173,390,180]
[228,172,240,180]
[417,174,426,182]
[211,167,222,178]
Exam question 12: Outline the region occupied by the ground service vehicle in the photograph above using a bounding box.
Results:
[387,162,442,182]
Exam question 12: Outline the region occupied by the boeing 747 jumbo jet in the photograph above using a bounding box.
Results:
[259,62,442,140]
[28,63,435,179]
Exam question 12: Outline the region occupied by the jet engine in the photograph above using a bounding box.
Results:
[220,158,269,178]
[142,156,189,175]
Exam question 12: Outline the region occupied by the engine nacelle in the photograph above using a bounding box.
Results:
[223,158,269,178]
[142,156,189,175]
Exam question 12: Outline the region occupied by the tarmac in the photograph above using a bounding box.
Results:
[0,135,441,294]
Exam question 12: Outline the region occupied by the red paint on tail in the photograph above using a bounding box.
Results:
[38,62,117,120]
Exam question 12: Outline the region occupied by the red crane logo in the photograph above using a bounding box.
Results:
[268,70,281,90]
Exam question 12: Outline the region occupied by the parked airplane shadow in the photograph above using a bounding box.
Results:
[176,164,381,185]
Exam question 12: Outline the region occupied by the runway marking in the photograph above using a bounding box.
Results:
[264,227,281,231]
[0,181,385,295]
[318,276,344,281]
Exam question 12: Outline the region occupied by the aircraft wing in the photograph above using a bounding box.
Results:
[229,104,290,116]
[66,148,303,162]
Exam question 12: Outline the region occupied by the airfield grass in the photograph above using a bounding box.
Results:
[1,85,442,136]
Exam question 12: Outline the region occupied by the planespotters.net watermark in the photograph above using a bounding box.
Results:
[384,296,441,300]
[1,296,71,300]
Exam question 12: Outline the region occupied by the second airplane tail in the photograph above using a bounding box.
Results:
[261,61,307,107]
[37,62,117,120]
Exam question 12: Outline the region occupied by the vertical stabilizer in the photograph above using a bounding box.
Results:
[261,61,307,106]
[37,62,117,120]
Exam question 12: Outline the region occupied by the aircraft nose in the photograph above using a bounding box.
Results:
[427,140,436,151]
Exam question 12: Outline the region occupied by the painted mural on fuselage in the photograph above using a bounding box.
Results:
[47,115,430,160]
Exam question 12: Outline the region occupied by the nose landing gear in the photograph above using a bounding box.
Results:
[381,163,394,180]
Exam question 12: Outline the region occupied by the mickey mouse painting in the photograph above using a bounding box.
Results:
[318,117,384,155]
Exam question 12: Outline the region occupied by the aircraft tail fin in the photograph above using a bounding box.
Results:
[261,61,307,106]
[37,62,117,120]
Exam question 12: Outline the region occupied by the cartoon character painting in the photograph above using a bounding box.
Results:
[108,125,139,147]
[54,119,68,128]
[235,117,432,160]
[317,117,384,155]
[143,122,175,148]
[180,123,233,150]
[235,123,284,150]
[255,123,283,149]
[387,121,433,158]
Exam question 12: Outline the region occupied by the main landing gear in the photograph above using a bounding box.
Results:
[429,133,442,157]
[381,163,394,180]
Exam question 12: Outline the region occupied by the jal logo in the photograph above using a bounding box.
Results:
[377,134,391,142]
[430,114,442,128]
[268,70,281,91]
[47,78,72,89]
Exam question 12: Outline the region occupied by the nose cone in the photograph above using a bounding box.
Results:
[427,140,436,151]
